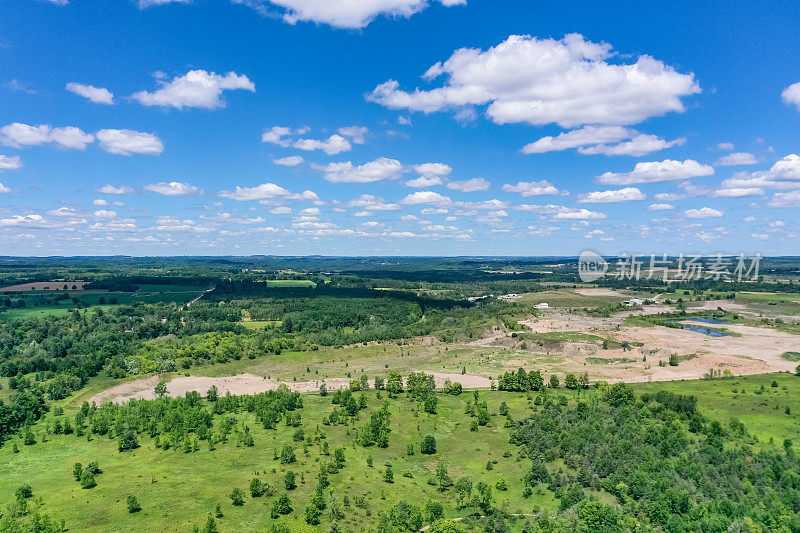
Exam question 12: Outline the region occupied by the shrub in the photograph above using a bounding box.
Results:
[126,495,142,513]
[421,435,437,454]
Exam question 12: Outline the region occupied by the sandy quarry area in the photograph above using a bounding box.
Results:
[518,306,799,383]
[91,372,491,405]
[91,298,798,404]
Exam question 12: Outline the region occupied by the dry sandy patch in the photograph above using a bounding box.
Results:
[91,371,492,404]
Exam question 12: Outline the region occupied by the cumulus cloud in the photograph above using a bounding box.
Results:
[446,177,489,192]
[406,176,443,187]
[0,214,45,227]
[66,82,114,105]
[718,154,800,191]
[0,155,22,171]
[715,152,758,166]
[0,123,94,150]
[578,134,685,157]
[273,155,304,166]
[401,191,451,205]
[320,157,403,183]
[137,0,191,7]
[369,33,699,128]
[783,82,800,111]
[516,204,607,220]
[97,185,135,194]
[577,187,645,203]
[685,207,723,219]
[767,190,800,208]
[219,182,317,202]
[337,126,368,144]
[522,126,683,157]
[231,0,466,29]
[712,187,763,198]
[292,134,351,155]
[344,194,400,211]
[219,183,293,201]
[648,203,674,210]
[131,70,255,109]
[143,181,200,196]
[261,127,289,146]
[598,159,714,185]
[414,162,452,177]
[501,180,560,197]
[0,183,11,193]
[95,129,164,156]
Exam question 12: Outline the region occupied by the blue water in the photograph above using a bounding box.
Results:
[665,318,730,337]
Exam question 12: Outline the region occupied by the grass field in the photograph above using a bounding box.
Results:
[0,391,549,532]
[0,283,213,321]
[517,290,628,308]
[633,372,800,446]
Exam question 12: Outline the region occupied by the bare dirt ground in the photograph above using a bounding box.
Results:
[91,372,491,405]
[573,288,631,297]
[91,297,798,404]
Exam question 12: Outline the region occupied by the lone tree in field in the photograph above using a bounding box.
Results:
[421,435,437,454]
[126,495,141,513]
[230,488,245,506]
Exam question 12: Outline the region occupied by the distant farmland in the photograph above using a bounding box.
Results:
[0,281,88,291]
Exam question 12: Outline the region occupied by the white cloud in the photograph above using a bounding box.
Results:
[767,190,800,208]
[131,70,255,109]
[516,204,607,220]
[0,123,94,150]
[577,187,645,203]
[578,134,685,157]
[92,199,108,205]
[220,183,292,201]
[406,176,443,187]
[0,155,22,171]
[446,177,489,192]
[501,180,560,197]
[66,82,114,105]
[712,187,763,198]
[401,191,451,205]
[143,181,200,196]
[369,33,699,128]
[0,214,45,227]
[0,183,11,193]
[414,162,452,177]
[97,185,135,194]
[93,210,118,219]
[522,126,631,154]
[320,157,403,183]
[782,82,800,111]
[598,158,714,185]
[262,126,294,147]
[719,154,800,190]
[337,126,368,144]
[138,0,191,7]
[553,208,606,220]
[273,155,304,166]
[685,207,723,219]
[717,142,735,151]
[715,152,758,166]
[648,203,674,210]
[292,134,351,155]
[270,206,292,214]
[344,194,399,211]
[231,0,465,29]
[95,129,164,156]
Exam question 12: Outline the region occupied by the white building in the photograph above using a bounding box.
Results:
[534,303,549,309]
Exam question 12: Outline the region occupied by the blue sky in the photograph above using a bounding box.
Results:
[1,0,799,256]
